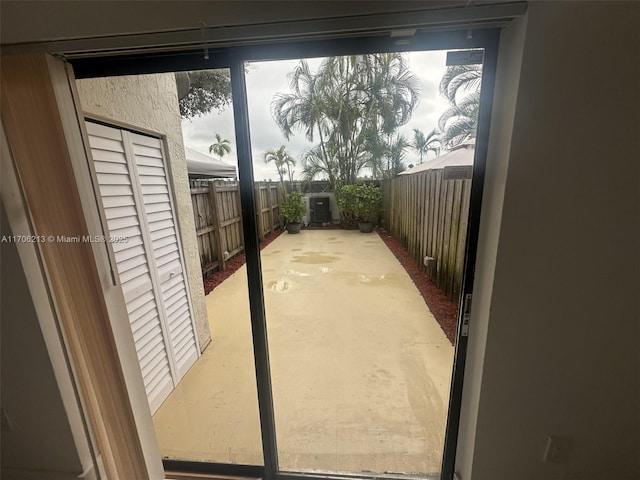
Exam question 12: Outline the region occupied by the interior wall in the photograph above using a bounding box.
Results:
[0,203,86,480]
[465,2,640,479]
[454,10,528,480]
[76,74,211,352]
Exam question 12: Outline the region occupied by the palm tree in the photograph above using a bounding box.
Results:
[439,65,482,105]
[271,61,331,173]
[319,53,420,184]
[369,134,410,179]
[301,145,337,187]
[412,128,441,163]
[208,132,232,161]
[366,134,390,180]
[361,54,421,136]
[438,65,482,149]
[272,53,420,186]
[264,145,296,191]
[388,134,410,178]
[438,91,480,148]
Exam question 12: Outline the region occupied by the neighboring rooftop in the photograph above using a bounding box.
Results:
[185,147,237,179]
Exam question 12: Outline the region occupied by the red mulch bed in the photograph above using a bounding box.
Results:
[203,229,284,295]
[376,227,458,345]
[202,225,458,345]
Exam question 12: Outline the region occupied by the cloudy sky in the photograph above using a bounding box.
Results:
[181,51,451,181]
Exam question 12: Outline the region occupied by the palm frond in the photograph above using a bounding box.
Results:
[447,70,482,105]
[439,65,482,104]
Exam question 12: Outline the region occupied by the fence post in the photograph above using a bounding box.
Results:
[275,186,282,228]
[267,182,275,235]
[209,182,226,271]
[255,183,264,241]
[236,184,244,253]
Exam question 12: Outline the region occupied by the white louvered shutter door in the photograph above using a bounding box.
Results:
[86,121,175,413]
[125,131,199,380]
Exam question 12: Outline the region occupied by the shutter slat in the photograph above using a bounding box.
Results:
[88,121,176,414]
[132,140,198,383]
[89,121,199,413]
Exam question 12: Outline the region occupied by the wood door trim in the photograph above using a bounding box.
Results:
[1,53,149,479]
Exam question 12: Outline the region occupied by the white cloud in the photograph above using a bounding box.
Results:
[181,51,451,180]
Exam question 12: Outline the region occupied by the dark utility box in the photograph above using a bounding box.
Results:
[309,196,331,225]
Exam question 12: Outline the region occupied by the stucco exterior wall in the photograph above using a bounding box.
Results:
[76,74,210,352]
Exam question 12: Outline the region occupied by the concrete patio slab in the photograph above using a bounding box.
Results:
[153,229,453,475]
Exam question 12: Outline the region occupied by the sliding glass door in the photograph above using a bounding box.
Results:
[242,50,468,477]
[71,28,499,480]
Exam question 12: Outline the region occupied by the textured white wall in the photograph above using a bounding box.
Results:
[454,11,528,480]
[76,74,211,351]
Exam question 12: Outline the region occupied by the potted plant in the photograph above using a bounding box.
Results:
[281,191,306,234]
[337,184,383,233]
[336,184,359,229]
[354,184,383,233]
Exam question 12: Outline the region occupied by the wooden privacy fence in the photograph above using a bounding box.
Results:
[190,180,282,276]
[382,171,471,303]
[255,182,282,241]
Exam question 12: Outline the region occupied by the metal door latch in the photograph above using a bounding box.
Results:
[461,293,472,337]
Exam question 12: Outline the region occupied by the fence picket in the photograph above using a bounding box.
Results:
[453,180,471,301]
[381,171,472,303]
[447,180,463,298]
[209,182,225,271]
[191,181,280,277]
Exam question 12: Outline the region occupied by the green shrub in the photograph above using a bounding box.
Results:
[281,191,306,224]
[337,184,382,226]
[336,185,359,227]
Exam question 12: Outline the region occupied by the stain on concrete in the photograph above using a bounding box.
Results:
[285,269,311,277]
[358,273,399,285]
[292,252,339,264]
[365,366,395,385]
[403,351,446,460]
[268,280,290,292]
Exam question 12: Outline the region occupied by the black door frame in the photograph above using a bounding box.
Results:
[72,27,500,480]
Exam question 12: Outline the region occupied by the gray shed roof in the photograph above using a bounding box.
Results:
[185,147,237,178]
